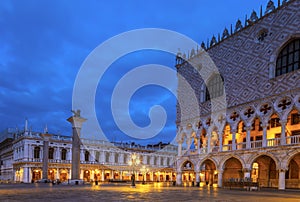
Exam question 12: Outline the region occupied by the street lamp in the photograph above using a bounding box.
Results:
[140,165,149,184]
[128,153,140,187]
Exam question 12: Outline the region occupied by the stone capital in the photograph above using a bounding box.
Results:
[67,116,87,128]
[244,126,252,131]
[279,119,287,125]
[278,169,287,173]
[217,169,224,174]
[242,168,251,173]
[40,133,52,141]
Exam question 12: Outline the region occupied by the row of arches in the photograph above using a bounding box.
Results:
[177,152,300,189]
[177,106,300,155]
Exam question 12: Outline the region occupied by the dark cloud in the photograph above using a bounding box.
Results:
[0,0,266,144]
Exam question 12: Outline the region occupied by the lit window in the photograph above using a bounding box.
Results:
[291,113,300,125]
[276,38,300,76]
[270,118,281,128]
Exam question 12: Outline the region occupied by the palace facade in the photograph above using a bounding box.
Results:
[175,0,300,189]
[0,127,176,183]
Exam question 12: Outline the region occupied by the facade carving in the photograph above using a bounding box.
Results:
[175,0,300,189]
[0,129,176,183]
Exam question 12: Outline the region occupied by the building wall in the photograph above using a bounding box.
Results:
[176,0,300,123]
[8,132,176,183]
[175,0,300,190]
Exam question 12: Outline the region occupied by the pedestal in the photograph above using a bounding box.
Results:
[67,114,87,181]
[40,133,52,181]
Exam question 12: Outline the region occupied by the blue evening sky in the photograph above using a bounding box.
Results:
[0,0,267,144]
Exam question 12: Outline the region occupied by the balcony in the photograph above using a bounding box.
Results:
[183,135,300,156]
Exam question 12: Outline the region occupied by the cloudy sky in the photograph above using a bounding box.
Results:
[0,0,267,144]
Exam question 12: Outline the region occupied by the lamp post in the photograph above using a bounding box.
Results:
[128,153,140,187]
[140,165,149,185]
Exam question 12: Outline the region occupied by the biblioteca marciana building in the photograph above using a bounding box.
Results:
[0,124,177,183]
[175,0,300,189]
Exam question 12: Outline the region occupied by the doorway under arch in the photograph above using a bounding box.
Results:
[251,155,277,188]
[200,159,217,186]
[222,157,243,182]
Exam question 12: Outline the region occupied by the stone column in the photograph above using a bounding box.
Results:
[40,133,52,180]
[101,170,105,181]
[178,142,182,156]
[195,171,200,184]
[120,171,123,180]
[245,126,251,149]
[67,148,71,161]
[176,172,182,186]
[218,132,223,152]
[23,167,29,183]
[69,169,72,180]
[110,152,115,163]
[110,170,114,180]
[217,170,223,188]
[80,149,84,162]
[280,120,287,145]
[150,172,154,181]
[67,113,87,181]
[28,145,33,159]
[91,170,95,181]
[278,169,286,190]
[262,123,268,147]
[197,137,201,154]
[100,151,105,163]
[56,147,60,160]
[56,168,60,180]
[243,168,251,179]
[231,129,236,150]
[207,135,211,153]
[24,143,29,160]
[90,150,95,162]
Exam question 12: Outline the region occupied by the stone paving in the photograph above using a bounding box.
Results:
[0,183,299,202]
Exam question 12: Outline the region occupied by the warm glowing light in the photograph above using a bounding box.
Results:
[50,170,53,173]
[214,171,218,175]
[86,171,89,173]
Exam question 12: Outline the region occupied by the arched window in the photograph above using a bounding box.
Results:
[276,38,299,76]
[48,148,54,159]
[34,147,40,159]
[205,74,224,101]
[84,151,89,161]
[61,149,67,160]
[115,153,119,163]
[95,151,100,162]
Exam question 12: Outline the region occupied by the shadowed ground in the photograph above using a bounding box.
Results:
[0,183,299,202]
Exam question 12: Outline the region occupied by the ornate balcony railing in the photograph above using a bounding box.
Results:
[183,135,300,156]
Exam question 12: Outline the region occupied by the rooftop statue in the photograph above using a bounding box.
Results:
[176,48,182,58]
[222,28,229,40]
[265,0,275,14]
[210,35,217,47]
[235,19,243,32]
[201,42,206,50]
[71,109,81,117]
[249,10,258,22]
[190,48,196,58]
